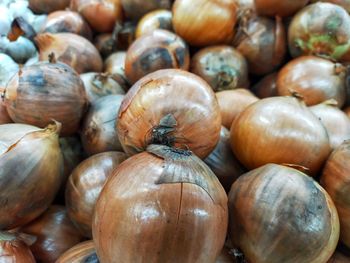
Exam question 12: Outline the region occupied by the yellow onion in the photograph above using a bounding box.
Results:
[35,33,103,74]
[0,122,63,229]
[66,151,127,238]
[228,164,339,263]
[135,9,173,38]
[92,144,228,262]
[56,240,97,263]
[104,51,129,90]
[251,72,278,98]
[0,232,36,263]
[172,0,237,46]
[29,0,70,13]
[121,0,172,21]
[255,0,308,17]
[230,96,331,176]
[117,69,221,159]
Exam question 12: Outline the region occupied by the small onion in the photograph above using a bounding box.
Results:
[20,205,84,263]
[124,29,190,84]
[104,51,129,90]
[255,0,308,17]
[35,33,103,74]
[66,151,127,238]
[0,232,36,263]
[191,46,249,92]
[0,53,19,87]
[135,9,173,38]
[56,240,97,263]
[29,0,70,14]
[310,0,350,13]
[92,144,228,262]
[277,56,347,107]
[0,36,37,64]
[251,72,278,98]
[230,96,331,175]
[81,95,124,155]
[121,0,172,21]
[117,69,221,159]
[228,164,339,263]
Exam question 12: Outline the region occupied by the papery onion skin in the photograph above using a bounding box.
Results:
[81,95,124,155]
[277,56,346,107]
[288,3,350,62]
[0,232,36,263]
[92,145,228,263]
[135,9,173,38]
[35,33,103,74]
[66,151,127,238]
[0,123,63,229]
[229,164,339,263]
[29,0,70,14]
[191,46,249,92]
[255,0,309,17]
[4,61,88,136]
[310,0,350,13]
[117,69,221,159]
[251,72,278,98]
[56,240,97,263]
[121,0,172,21]
[124,29,190,84]
[230,96,331,176]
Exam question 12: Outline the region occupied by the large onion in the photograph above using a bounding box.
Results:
[121,0,172,21]
[255,0,309,17]
[0,232,36,263]
[117,69,221,159]
[229,164,339,263]
[92,144,228,262]
[135,9,173,38]
[56,240,97,263]
[29,0,70,13]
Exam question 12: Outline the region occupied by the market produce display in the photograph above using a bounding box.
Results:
[2,0,350,262]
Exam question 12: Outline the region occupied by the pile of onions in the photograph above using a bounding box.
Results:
[255,0,309,17]
[121,0,172,21]
[251,72,278,98]
[92,144,228,262]
[117,69,221,159]
[135,9,173,38]
[56,240,97,263]
[229,164,339,263]
[29,0,70,13]
[230,96,331,175]
[0,232,36,262]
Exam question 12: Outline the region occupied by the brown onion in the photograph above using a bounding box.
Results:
[56,240,97,263]
[233,14,286,75]
[41,10,93,41]
[0,123,63,229]
[277,56,347,107]
[0,232,36,263]
[135,9,173,38]
[125,29,190,84]
[311,0,350,12]
[216,89,259,129]
[4,60,88,136]
[230,96,331,175]
[20,205,83,263]
[29,0,70,14]
[117,69,221,159]
[35,33,103,74]
[104,51,129,90]
[327,249,350,262]
[255,0,308,17]
[191,46,249,92]
[92,144,228,262]
[81,95,124,155]
[173,0,237,46]
[251,72,278,98]
[66,151,127,238]
[121,0,172,21]
[229,164,339,263]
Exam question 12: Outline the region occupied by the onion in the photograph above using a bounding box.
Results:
[288,3,350,62]
[104,51,129,90]
[0,122,63,229]
[117,69,221,159]
[4,59,88,136]
[0,53,18,88]
[0,36,37,64]
[125,29,190,84]
[121,0,172,21]
[228,164,339,263]
[81,95,124,155]
[230,96,331,176]
[173,0,237,46]
[251,72,278,98]
[41,10,93,41]
[255,0,308,17]
[216,89,259,129]
[92,144,228,262]
[0,232,36,263]
[233,14,286,75]
[35,33,103,74]
[135,9,173,38]
[56,240,97,263]
[20,205,83,263]
[277,56,347,107]
[66,151,127,238]
[29,0,70,13]
[310,0,350,13]
[191,46,249,92]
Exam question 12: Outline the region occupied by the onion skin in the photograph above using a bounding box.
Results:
[0,232,36,263]
[4,61,88,136]
[117,69,221,159]
[92,145,228,263]
[229,164,339,263]
[172,0,237,46]
[251,72,278,98]
[277,56,347,107]
[230,96,331,176]
[0,123,63,229]
[125,29,190,85]
[191,46,249,92]
[311,0,350,13]
[288,3,350,62]
[255,0,309,17]
[81,95,124,155]
[216,89,259,129]
[20,205,83,263]
[136,10,173,38]
[35,33,103,74]
[29,0,70,14]
[121,0,172,21]
[56,240,97,263]
[66,151,127,238]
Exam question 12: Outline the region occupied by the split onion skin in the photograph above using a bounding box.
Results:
[230,96,331,176]
[255,0,309,17]
[56,240,98,263]
[29,0,71,14]
[135,9,173,38]
[228,164,340,263]
[251,72,278,99]
[121,0,172,21]
[66,151,127,238]
[117,69,221,159]
[277,56,347,107]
